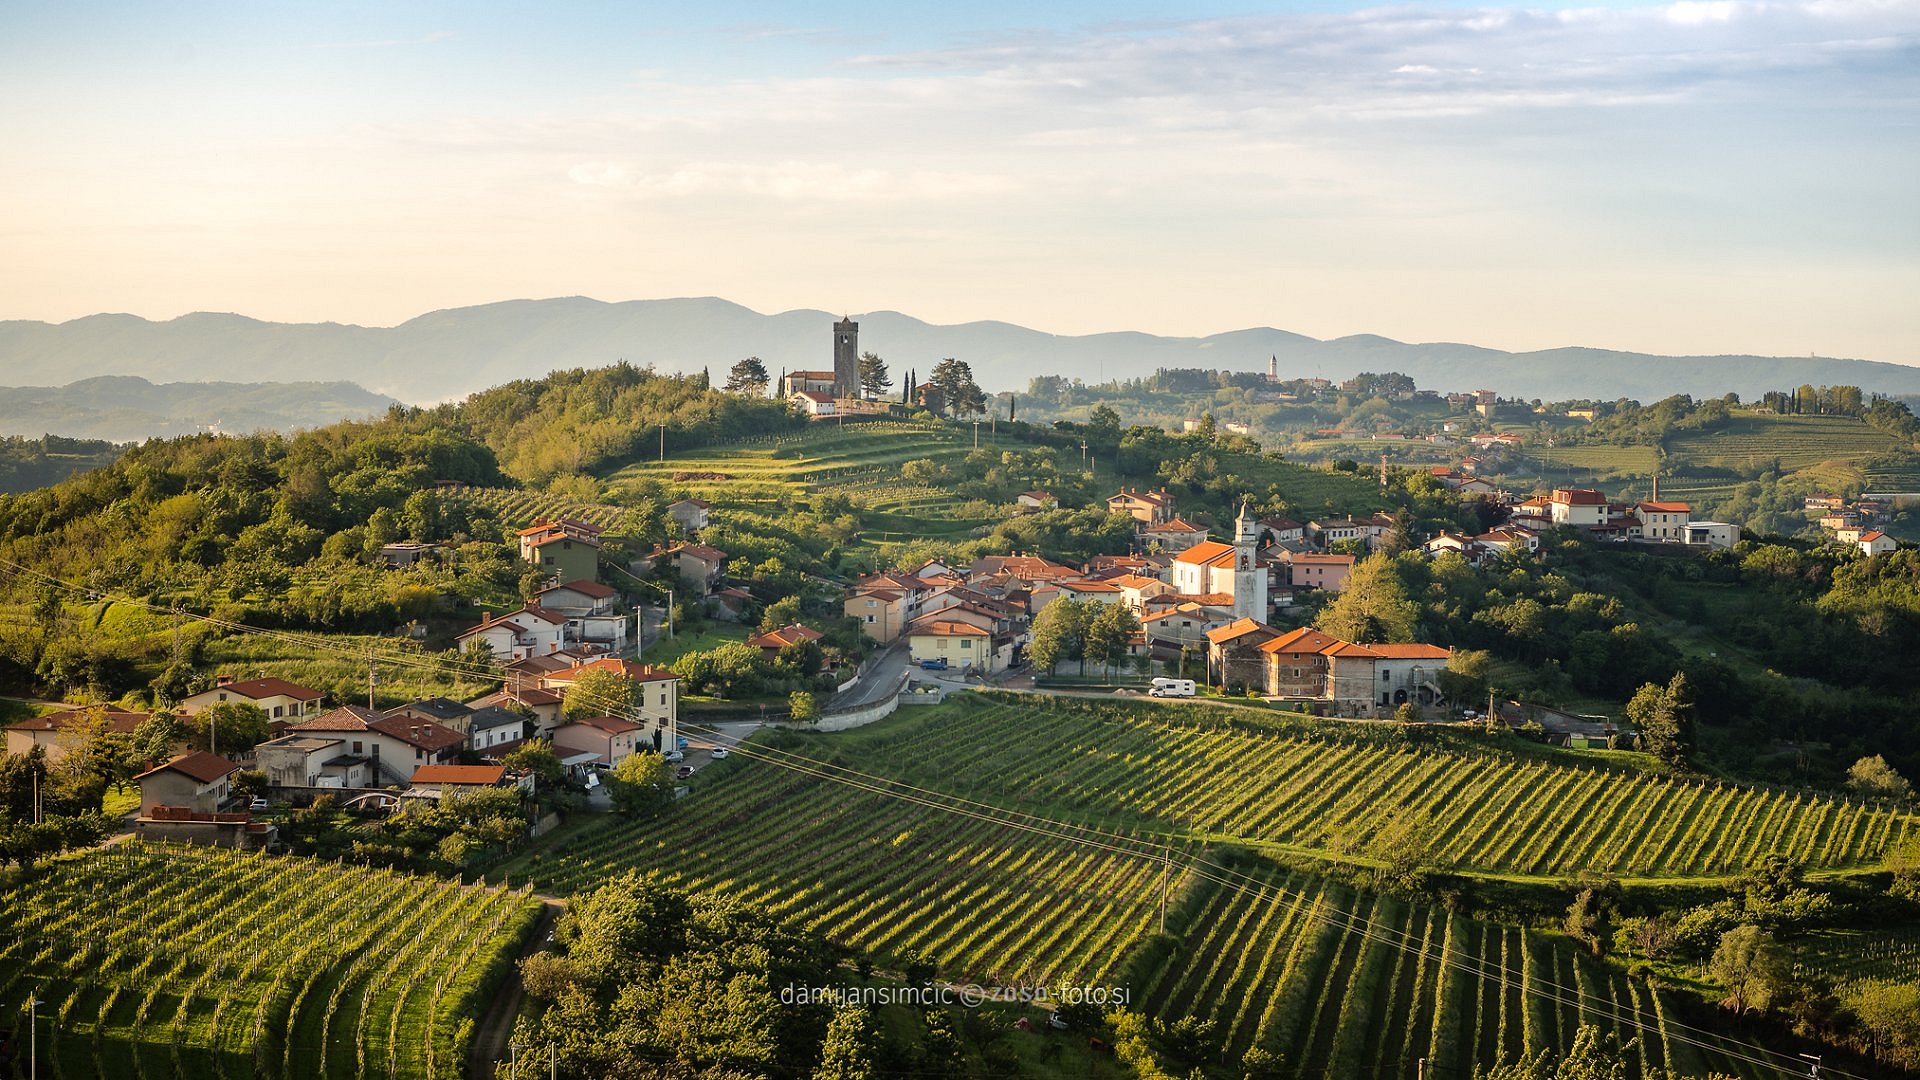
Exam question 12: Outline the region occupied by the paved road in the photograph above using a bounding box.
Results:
[830,640,914,710]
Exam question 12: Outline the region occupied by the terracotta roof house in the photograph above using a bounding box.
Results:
[177,676,322,721]
[746,623,825,657]
[135,751,241,815]
[5,707,149,762]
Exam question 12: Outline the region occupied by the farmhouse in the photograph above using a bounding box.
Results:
[518,518,603,583]
[1107,487,1177,525]
[176,675,322,721]
[667,498,711,532]
[746,623,825,659]
[659,543,728,596]
[5,707,147,763]
[135,751,240,815]
[1859,530,1898,557]
[455,605,570,662]
[551,715,648,767]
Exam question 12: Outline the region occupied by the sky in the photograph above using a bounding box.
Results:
[1,0,1916,362]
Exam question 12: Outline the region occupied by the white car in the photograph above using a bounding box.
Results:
[710,747,730,759]
[663,750,685,763]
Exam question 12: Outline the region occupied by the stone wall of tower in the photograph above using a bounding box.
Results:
[833,317,859,399]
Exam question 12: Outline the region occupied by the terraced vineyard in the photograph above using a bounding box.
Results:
[0,842,542,1080]
[775,696,1911,879]
[448,487,640,532]
[604,420,1002,515]
[1136,862,1772,1079]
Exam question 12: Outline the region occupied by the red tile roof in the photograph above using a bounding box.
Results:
[411,764,507,786]
[1637,502,1692,514]
[7,708,148,734]
[1172,540,1238,567]
[137,751,239,785]
[1258,627,1344,655]
[748,624,825,649]
[201,677,321,701]
[1204,618,1278,644]
[367,714,466,753]
[911,620,990,637]
[1364,644,1452,659]
[291,706,384,732]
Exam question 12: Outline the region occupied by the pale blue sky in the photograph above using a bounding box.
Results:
[2,0,1916,362]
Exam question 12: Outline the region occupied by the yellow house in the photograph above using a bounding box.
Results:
[907,620,992,670]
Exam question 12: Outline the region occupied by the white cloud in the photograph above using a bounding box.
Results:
[566,160,1018,202]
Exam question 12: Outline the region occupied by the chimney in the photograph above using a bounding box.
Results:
[481,611,491,623]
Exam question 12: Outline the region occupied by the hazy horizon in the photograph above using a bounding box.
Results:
[4,0,1916,365]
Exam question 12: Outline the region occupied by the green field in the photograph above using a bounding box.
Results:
[1482,413,1920,524]
[0,841,541,1080]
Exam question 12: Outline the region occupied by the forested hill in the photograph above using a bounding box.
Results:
[0,376,398,442]
[6,297,1920,403]
[0,364,801,589]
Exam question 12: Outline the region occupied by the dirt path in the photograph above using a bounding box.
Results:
[468,897,565,1079]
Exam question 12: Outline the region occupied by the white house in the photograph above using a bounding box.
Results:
[455,605,570,662]
[1634,501,1692,542]
[792,390,837,416]
[533,579,630,650]
[253,735,373,789]
[1858,530,1898,557]
[1686,521,1743,550]
[666,498,711,532]
[1548,489,1609,528]
[176,676,323,721]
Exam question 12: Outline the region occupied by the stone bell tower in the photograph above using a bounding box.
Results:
[833,316,859,399]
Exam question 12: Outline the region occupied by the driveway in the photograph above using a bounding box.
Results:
[831,641,912,710]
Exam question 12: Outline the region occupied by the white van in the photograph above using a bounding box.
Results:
[1148,678,1196,698]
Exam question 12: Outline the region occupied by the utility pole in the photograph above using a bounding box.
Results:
[973,420,979,449]
[171,605,182,666]
[26,989,37,1080]
[1158,845,1171,934]
[659,424,665,463]
[1417,1058,1427,1080]
[368,652,378,711]
[550,1044,558,1080]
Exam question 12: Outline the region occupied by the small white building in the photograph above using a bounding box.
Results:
[176,676,323,721]
[456,605,570,662]
[1686,521,1743,550]
[792,390,837,416]
[1858,530,1898,557]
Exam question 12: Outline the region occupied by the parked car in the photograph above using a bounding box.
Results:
[676,736,689,750]
[663,750,685,763]
[247,797,269,812]
[675,765,695,780]
[918,657,948,670]
[710,747,730,759]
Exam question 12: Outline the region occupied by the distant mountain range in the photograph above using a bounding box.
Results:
[3,297,1918,406]
[0,376,397,442]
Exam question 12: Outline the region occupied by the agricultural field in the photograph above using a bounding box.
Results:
[1791,926,1920,992]
[505,695,1851,1078]
[0,841,541,1080]
[1135,862,1771,1079]
[447,487,639,533]
[693,696,1911,881]
[513,759,1176,987]
[604,420,1007,517]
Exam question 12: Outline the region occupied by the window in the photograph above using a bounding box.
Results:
[352,741,363,754]
[273,705,284,718]
[1382,671,1391,683]
[961,639,973,650]
[866,614,875,624]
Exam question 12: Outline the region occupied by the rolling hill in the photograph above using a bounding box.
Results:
[5,297,1919,405]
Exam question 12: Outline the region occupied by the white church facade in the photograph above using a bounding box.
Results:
[1167,503,1269,622]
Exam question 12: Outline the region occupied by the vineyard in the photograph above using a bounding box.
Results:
[0,842,542,1080]
[445,487,639,533]
[502,694,1856,1078]
[1134,861,1771,1079]
[1792,926,1920,992]
[516,761,1176,986]
[725,696,1912,880]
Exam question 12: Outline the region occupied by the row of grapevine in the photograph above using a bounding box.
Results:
[522,766,1177,986]
[849,698,1912,877]
[0,842,541,1080]
[1132,862,1774,1079]
[449,488,637,532]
